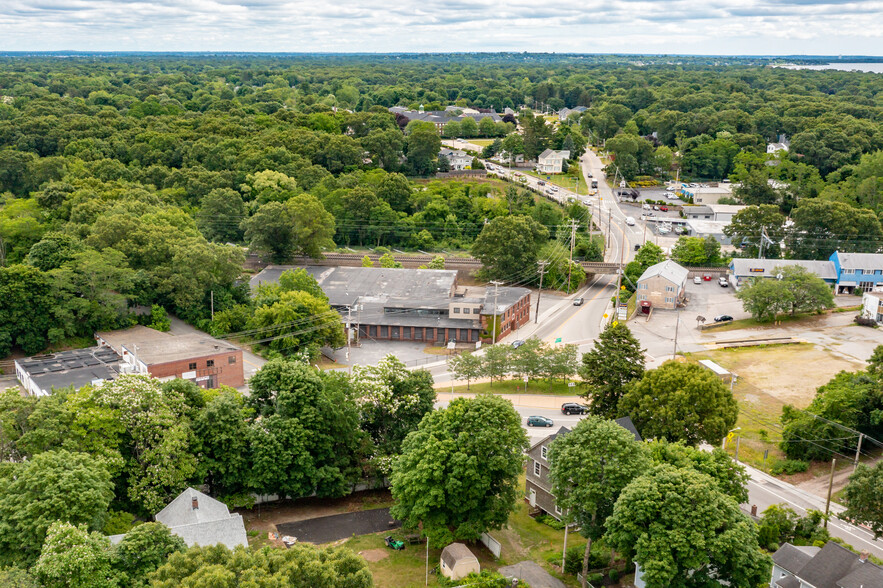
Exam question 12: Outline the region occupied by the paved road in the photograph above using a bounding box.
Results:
[741,461,883,559]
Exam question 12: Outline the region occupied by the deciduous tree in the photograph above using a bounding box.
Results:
[390,394,528,547]
[619,361,738,446]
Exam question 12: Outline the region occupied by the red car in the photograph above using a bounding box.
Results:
[660,205,669,212]
[703,275,713,281]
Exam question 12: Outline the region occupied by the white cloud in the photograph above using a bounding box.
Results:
[0,0,881,53]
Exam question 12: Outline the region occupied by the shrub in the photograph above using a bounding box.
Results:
[103,510,138,535]
[587,572,604,585]
[854,315,877,327]
[609,569,619,583]
[535,514,565,530]
[771,459,809,476]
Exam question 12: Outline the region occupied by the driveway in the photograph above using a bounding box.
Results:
[499,561,565,588]
[275,508,401,544]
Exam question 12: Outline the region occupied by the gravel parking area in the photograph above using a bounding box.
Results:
[276,508,401,544]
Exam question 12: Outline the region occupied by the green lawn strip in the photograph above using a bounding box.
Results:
[467,138,495,147]
[440,378,583,397]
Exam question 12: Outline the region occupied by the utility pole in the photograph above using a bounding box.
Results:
[853,433,864,473]
[614,226,626,317]
[566,220,579,294]
[535,261,548,324]
[561,524,570,571]
[824,458,837,528]
[346,306,352,372]
[210,290,214,321]
[490,281,501,345]
[759,226,767,259]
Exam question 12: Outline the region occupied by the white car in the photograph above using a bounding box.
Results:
[642,203,652,210]
[658,226,671,235]
[666,185,676,191]
[625,217,636,226]
[693,276,702,285]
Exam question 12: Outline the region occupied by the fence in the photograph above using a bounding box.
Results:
[480,532,502,558]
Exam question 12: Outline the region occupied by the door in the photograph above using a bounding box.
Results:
[529,489,536,508]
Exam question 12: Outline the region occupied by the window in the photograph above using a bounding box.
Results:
[843,269,855,274]
[555,504,562,516]
[533,461,541,476]
[380,326,388,337]
[876,270,882,275]
[228,356,236,364]
[463,308,470,314]
[454,307,461,314]
[188,362,197,370]
[665,297,673,303]
[541,446,548,460]
[206,360,215,367]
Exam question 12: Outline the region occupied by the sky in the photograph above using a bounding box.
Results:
[1,0,882,55]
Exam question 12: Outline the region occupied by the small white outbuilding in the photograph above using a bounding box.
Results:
[440,543,480,580]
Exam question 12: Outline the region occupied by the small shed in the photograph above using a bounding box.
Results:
[698,359,732,384]
[440,543,480,580]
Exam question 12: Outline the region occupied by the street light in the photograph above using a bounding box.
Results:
[722,427,741,450]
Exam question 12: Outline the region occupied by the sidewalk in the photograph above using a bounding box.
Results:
[436,390,583,409]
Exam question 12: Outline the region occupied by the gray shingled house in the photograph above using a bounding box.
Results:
[525,417,641,520]
[770,541,883,588]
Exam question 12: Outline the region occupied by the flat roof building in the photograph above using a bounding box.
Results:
[96,325,244,389]
[729,258,838,290]
[250,266,531,344]
[15,346,123,397]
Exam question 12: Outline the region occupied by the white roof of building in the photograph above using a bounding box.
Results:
[698,359,731,376]
[730,258,838,280]
[154,487,248,550]
[638,260,689,285]
[441,543,478,567]
[834,252,883,270]
[707,204,746,215]
[538,149,570,160]
[685,219,730,234]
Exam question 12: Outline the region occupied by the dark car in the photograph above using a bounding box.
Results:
[511,339,526,349]
[527,415,554,427]
[561,403,589,415]
[714,315,733,322]
[573,297,584,306]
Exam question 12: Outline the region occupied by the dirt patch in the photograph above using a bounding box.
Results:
[701,343,861,408]
[360,549,390,563]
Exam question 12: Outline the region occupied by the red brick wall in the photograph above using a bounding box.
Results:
[148,350,244,388]
[481,292,531,342]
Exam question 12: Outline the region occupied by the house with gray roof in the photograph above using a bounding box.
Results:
[155,487,248,550]
[439,147,472,171]
[536,149,571,174]
[388,106,501,133]
[525,418,641,521]
[771,541,882,588]
[636,260,689,310]
[558,106,587,121]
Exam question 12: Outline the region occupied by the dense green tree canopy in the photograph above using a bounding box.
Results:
[619,361,738,446]
[390,394,528,547]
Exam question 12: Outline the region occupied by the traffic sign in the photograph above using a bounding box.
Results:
[554,337,562,344]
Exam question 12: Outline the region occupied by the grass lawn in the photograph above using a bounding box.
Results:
[523,168,590,196]
[684,344,863,473]
[441,378,583,396]
[468,138,495,147]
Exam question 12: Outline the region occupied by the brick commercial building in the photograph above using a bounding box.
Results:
[250,266,531,345]
[96,325,244,388]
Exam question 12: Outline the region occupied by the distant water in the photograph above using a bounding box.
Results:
[777,62,883,74]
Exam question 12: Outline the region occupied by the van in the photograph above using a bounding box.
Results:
[625,217,636,226]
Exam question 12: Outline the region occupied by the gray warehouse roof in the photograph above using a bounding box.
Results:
[251,266,458,308]
[17,347,122,394]
[834,251,883,270]
[730,258,837,281]
[96,326,240,366]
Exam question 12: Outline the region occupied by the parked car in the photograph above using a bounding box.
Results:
[573,297,584,306]
[668,193,681,200]
[511,339,526,349]
[718,277,729,287]
[527,415,554,427]
[561,403,589,415]
[659,206,668,212]
[703,275,713,281]
[714,315,733,322]
[587,172,593,178]
[537,180,545,186]
[693,276,702,284]
[642,203,652,210]
[625,217,636,226]
[550,186,558,192]
[666,185,676,191]
[658,226,671,234]
[653,205,659,210]
[582,199,591,205]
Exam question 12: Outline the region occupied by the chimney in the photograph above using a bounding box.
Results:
[859,550,869,562]
[192,497,199,510]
